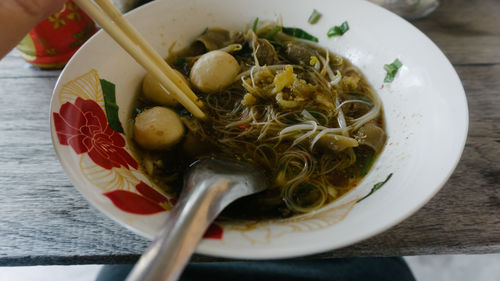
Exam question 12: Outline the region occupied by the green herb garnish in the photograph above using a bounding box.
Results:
[357,173,393,203]
[384,59,403,83]
[252,17,259,32]
[327,21,349,37]
[308,9,322,24]
[100,79,124,133]
[282,27,319,42]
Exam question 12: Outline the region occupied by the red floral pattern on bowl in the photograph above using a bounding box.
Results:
[52,93,223,239]
[53,97,137,170]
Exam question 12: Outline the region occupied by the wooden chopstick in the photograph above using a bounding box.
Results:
[73,0,206,119]
[93,0,204,108]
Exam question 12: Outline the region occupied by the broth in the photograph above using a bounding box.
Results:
[129,24,386,220]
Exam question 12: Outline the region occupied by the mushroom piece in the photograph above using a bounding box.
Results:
[189,50,240,93]
[254,39,278,66]
[134,107,185,150]
[285,42,316,65]
[355,123,387,153]
[142,70,188,107]
[195,28,231,51]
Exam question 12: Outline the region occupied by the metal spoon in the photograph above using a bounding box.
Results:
[125,157,268,281]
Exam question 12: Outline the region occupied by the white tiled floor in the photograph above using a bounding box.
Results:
[0,254,499,281]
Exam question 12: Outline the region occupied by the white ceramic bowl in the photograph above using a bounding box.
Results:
[50,0,468,259]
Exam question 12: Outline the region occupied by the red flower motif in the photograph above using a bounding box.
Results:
[104,181,170,215]
[104,182,223,239]
[203,224,224,239]
[53,97,137,170]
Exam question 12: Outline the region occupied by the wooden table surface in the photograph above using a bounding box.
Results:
[0,0,499,265]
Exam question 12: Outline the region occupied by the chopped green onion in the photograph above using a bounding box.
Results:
[100,79,124,134]
[327,21,349,37]
[282,27,319,42]
[357,173,393,203]
[383,59,403,83]
[308,9,322,24]
[264,26,281,39]
[252,17,259,32]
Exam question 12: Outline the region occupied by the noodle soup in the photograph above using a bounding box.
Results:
[129,23,386,220]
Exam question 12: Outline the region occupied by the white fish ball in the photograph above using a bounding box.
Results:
[134,106,184,150]
[189,50,240,93]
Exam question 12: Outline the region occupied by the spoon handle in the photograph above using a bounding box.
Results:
[125,158,266,281]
